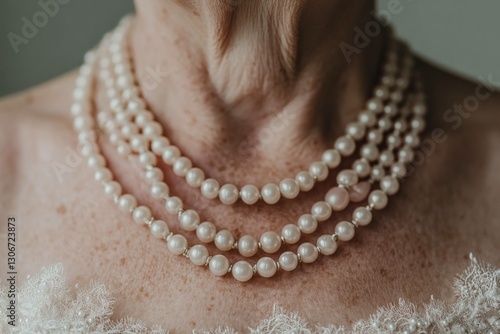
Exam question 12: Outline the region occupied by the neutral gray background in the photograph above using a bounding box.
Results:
[1,0,499,97]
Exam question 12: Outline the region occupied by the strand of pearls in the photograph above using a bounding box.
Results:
[96,17,413,206]
[71,17,427,282]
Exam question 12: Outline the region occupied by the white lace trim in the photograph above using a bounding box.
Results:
[1,255,499,333]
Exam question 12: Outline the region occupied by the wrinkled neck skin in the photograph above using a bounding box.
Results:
[130,0,384,175]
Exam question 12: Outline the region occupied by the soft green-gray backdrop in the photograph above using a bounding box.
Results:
[1,0,499,97]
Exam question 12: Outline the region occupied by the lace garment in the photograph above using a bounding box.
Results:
[1,254,499,334]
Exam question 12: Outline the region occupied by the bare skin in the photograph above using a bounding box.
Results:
[1,1,500,332]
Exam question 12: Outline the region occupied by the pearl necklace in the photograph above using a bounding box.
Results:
[71,17,426,281]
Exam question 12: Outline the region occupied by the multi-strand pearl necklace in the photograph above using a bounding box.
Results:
[71,17,427,282]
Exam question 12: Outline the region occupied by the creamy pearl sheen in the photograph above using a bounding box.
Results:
[281,224,301,244]
[295,172,315,192]
[240,184,260,205]
[132,206,152,224]
[196,221,217,243]
[179,209,200,231]
[257,257,277,278]
[219,184,239,205]
[297,242,319,263]
[150,220,169,238]
[279,178,300,199]
[297,214,318,234]
[309,161,329,181]
[260,231,282,253]
[167,234,188,255]
[261,183,281,204]
[238,235,259,257]
[369,190,388,210]
[188,245,209,266]
[317,235,337,255]
[311,201,332,222]
[353,207,372,226]
[325,187,350,211]
[279,252,299,271]
[232,261,254,282]
[335,221,356,241]
[209,255,230,276]
[214,230,235,251]
[200,179,220,199]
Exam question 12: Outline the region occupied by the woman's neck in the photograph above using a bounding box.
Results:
[130,0,385,175]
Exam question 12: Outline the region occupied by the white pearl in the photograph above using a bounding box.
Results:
[369,190,388,209]
[337,169,358,187]
[238,235,259,257]
[281,224,301,244]
[353,207,372,226]
[405,133,420,147]
[297,214,318,234]
[165,196,183,214]
[144,168,164,184]
[334,136,356,156]
[394,120,408,132]
[353,159,371,178]
[367,129,383,144]
[188,245,209,266]
[240,184,260,205]
[209,255,230,276]
[167,234,188,255]
[143,122,163,138]
[361,143,379,161]
[135,111,153,126]
[130,135,148,152]
[380,176,399,195]
[321,149,341,168]
[346,122,366,140]
[179,209,200,231]
[279,178,299,199]
[151,182,169,199]
[371,165,385,181]
[358,110,377,126]
[118,194,137,212]
[366,97,383,113]
[173,157,192,177]
[335,221,355,241]
[257,257,277,278]
[398,147,414,162]
[260,231,281,254]
[279,251,298,271]
[391,163,407,178]
[120,123,138,137]
[379,150,395,167]
[150,220,169,238]
[386,133,402,147]
[94,168,112,183]
[215,230,235,251]
[186,168,205,188]
[151,137,170,155]
[139,151,157,166]
[295,172,315,192]
[231,261,254,282]
[383,102,398,116]
[162,146,181,165]
[411,117,425,132]
[87,154,105,168]
[261,183,281,204]
[196,221,216,243]
[297,242,319,263]
[374,85,389,99]
[103,181,122,198]
[132,206,152,224]
[311,202,332,222]
[309,161,329,181]
[219,184,239,205]
[201,179,220,199]
[117,142,131,156]
[317,235,337,255]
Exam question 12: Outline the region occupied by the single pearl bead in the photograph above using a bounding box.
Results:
[405,133,420,147]
[240,184,260,205]
[201,179,220,199]
[353,159,371,178]
[391,163,407,178]
[353,207,372,226]
[117,142,131,157]
[311,201,332,222]
[321,149,341,168]
[139,151,157,166]
[196,221,216,243]
[281,224,301,244]
[232,261,254,282]
[295,172,315,192]
[346,122,366,140]
[380,176,399,195]
[398,147,414,163]
[130,135,148,152]
[309,161,329,181]
[209,255,230,276]
[279,251,298,271]
[394,119,408,132]
[371,165,385,181]
[325,187,350,211]
[383,102,398,116]
[215,230,235,251]
[297,214,318,234]
[379,150,395,167]
[143,122,163,138]
[261,183,281,204]
[167,234,188,255]
[151,137,170,155]
[257,257,277,278]
[260,231,281,254]
[411,117,426,132]
[369,190,388,209]
[374,85,389,99]
[358,110,377,127]
[165,196,183,214]
[188,245,209,266]
[173,157,192,177]
[135,111,153,126]
[121,123,138,137]
[366,97,383,113]
[219,184,239,205]
[334,136,356,156]
[94,168,112,183]
[361,143,380,161]
[279,178,299,199]
[103,181,122,198]
[335,221,355,241]
[349,182,371,202]
[151,182,169,199]
[337,169,358,187]
[150,220,169,238]
[118,194,137,212]
[132,206,152,224]
[297,242,318,263]
[87,154,105,168]
[179,209,200,231]
[186,168,205,188]
[162,146,181,165]
[144,168,164,184]
[238,235,259,257]
[387,133,402,147]
[367,129,383,144]
[317,235,337,255]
